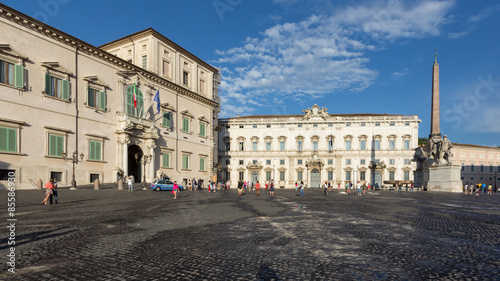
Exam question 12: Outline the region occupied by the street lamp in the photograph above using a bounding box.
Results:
[62,151,84,190]
[135,153,152,190]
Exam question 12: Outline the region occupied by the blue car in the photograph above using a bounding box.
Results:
[151,180,184,191]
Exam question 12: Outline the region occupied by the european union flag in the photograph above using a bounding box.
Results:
[153,90,160,115]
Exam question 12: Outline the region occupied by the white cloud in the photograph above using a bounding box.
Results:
[216,1,456,117]
[448,4,500,39]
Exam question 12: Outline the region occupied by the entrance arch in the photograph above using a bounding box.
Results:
[310,169,320,188]
[128,145,143,183]
[374,171,382,188]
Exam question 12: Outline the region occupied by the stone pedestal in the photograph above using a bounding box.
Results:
[420,165,462,192]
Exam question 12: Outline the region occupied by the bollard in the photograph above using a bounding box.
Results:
[94,179,100,190]
[37,179,43,190]
[117,178,123,190]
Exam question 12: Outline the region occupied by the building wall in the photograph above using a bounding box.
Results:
[0,5,219,189]
[218,106,419,188]
[451,144,500,188]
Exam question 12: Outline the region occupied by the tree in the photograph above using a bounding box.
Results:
[418,137,428,146]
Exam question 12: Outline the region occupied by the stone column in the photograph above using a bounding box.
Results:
[430,50,440,137]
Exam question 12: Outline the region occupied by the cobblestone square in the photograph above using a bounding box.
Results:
[1,188,499,280]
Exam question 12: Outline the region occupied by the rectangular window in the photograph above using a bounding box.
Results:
[389,159,395,165]
[389,171,395,181]
[404,140,410,150]
[266,171,271,181]
[297,171,303,181]
[313,124,318,127]
[239,125,244,128]
[45,74,69,101]
[298,159,302,165]
[360,159,366,165]
[266,125,271,128]
[346,159,351,165]
[298,124,302,127]
[162,153,170,168]
[480,164,484,172]
[266,142,271,151]
[0,169,15,181]
[87,87,106,110]
[200,80,205,94]
[252,160,257,164]
[360,140,366,151]
[405,123,410,126]
[266,160,271,165]
[0,127,17,153]
[239,142,244,151]
[225,160,230,165]
[252,141,257,151]
[239,160,244,165]
[346,140,351,151]
[313,141,318,151]
[404,171,410,181]
[280,159,285,165]
[461,162,465,171]
[239,171,244,181]
[374,140,380,150]
[390,123,395,126]
[328,159,333,165]
[328,171,333,181]
[346,123,351,127]
[298,141,303,151]
[345,171,351,181]
[361,123,366,127]
[490,165,493,172]
[183,71,189,86]
[375,123,380,126]
[471,163,475,172]
[327,139,333,150]
[389,140,395,150]
[0,60,23,88]
[280,141,285,151]
[225,142,230,151]
[162,112,172,128]
[252,125,257,128]
[404,159,410,165]
[182,155,189,170]
[50,171,62,182]
[90,173,99,183]
[89,140,102,161]
[199,123,206,137]
[280,171,285,181]
[162,60,170,77]
[48,134,64,157]
[200,158,205,171]
[182,118,190,133]
[142,55,147,69]
[360,171,366,181]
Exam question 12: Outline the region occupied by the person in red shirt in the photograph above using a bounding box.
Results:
[255,181,260,196]
[42,179,54,205]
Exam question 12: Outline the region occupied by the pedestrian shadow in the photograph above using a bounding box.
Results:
[258,264,281,280]
[0,227,78,250]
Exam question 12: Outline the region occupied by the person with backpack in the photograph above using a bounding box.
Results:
[299,181,304,197]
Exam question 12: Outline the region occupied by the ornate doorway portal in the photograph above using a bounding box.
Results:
[128,145,143,183]
[251,172,259,184]
[374,171,382,188]
[310,169,320,188]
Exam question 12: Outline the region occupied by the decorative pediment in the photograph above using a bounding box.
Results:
[246,162,263,170]
[237,167,246,172]
[264,167,273,172]
[264,136,273,141]
[305,152,324,167]
[83,76,109,88]
[0,44,28,60]
[278,167,287,171]
[370,161,386,170]
[41,62,73,75]
[250,136,259,141]
[160,102,176,112]
[181,110,194,118]
[198,116,209,123]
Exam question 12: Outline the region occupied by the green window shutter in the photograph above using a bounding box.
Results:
[126,86,133,115]
[87,87,93,107]
[200,123,205,137]
[163,153,170,168]
[56,135,63,157]
[99,91,106,110]
[183,118,189,132]
[49,134,57,156]
[0,127,7,151]
[162,113,169,127]
[62,79,70,101]
[45,74,51,95]
[95,141,101,161]
[7,128,16,152]
[200,158,205,171]
[14,64,23,89]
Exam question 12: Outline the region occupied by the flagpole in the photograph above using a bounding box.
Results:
[142,89,159,119]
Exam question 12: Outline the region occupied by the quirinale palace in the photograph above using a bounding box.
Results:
[0,4,220,189]
[217,105,420,188]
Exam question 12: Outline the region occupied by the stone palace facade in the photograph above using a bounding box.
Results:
[218,105,420,188]
[0,4,220,189]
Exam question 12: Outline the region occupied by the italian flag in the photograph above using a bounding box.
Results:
[133,80,137,108]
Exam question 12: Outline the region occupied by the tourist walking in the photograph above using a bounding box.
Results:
[323,181,328,196]
[226,180,231,190]
[357,181,362,196]
[397,183,402,194]
[237,181,243,196]
[269,180,275,197]
[488,184,492,195]
[42,179,54,205]
[464,183,468,195]
[127,177,134,192]
[172,181,179,199]
[299,181,304,197]
[295,182,298,192]
[328,181,331,192]
[338,183,341,192]
[345,182,349,195]
[52,179,59,204]
[255,181,260,196]
[482,183,486,194]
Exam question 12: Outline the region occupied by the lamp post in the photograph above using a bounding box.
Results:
[135,153,152,190]
[62,151,84,190]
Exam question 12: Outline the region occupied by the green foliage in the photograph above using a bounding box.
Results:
[418,137,428,146]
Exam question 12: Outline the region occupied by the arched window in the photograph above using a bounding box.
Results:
[126,85,144,117]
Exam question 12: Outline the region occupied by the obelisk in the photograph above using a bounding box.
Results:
[430,49,440,138]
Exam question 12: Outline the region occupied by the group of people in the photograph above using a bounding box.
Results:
[464,182,493,196]
[236,180,275,197]
[41,178,58,205]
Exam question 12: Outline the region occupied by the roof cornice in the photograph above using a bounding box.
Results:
[0,3,218,108]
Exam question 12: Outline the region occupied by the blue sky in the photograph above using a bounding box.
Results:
[3,0,499,146]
